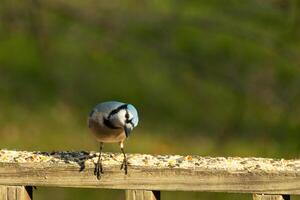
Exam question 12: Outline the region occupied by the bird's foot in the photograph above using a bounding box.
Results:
[120,157,128,175]
[94,162,104,180]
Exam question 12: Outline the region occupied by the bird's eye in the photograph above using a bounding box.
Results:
[125,113,129,119]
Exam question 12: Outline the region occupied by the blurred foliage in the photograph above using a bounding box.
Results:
[0,0,300,199]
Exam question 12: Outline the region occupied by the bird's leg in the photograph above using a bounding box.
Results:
[120,142,128,175]
[94,142,103,180]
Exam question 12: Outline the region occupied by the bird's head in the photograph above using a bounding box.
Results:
[107,104,139,137]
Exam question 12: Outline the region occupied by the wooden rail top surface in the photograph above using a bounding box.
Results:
[0,150,299,194]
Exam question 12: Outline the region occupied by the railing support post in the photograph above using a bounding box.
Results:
[253,194,290,200]
[125,190,160,200]
[0,186,32,200]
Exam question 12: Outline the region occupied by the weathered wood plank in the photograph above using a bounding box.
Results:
[0,186,32,200]
[253,194,290,200]
[0,150,299,194]
[125,190,160,200]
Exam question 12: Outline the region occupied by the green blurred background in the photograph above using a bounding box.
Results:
[0,0,300,199]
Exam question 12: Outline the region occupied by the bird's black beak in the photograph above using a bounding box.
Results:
[124,124,133,137]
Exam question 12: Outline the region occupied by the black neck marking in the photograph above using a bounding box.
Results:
[108,104,128,118]
[103,117,119,129]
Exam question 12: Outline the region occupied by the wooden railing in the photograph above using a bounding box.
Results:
[0,150,299,200]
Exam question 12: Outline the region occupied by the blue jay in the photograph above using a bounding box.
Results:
[88,101,139,179]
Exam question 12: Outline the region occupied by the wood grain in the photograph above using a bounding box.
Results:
[0,186,32,200]
[125,190,160,200]
[0,150,299,194]
[253,194,290,200]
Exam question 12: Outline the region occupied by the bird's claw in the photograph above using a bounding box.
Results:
[120,158,128,175]
[94,162,104,180]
